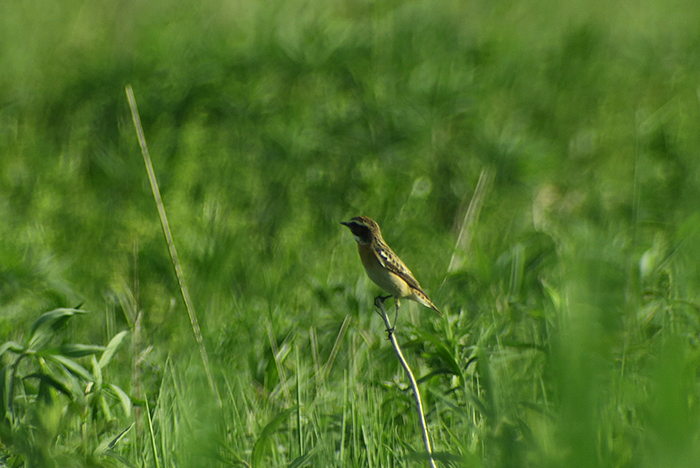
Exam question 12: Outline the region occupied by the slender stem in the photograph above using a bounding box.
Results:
[132,238,144,446]
[144,397,162,468]
[375,297,437,468]
[125,85,222,408]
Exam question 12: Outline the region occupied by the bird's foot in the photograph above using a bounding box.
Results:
[374,295,391,309]
[374,295,395,338]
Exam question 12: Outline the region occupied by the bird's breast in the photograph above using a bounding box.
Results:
[357,243,379,269]
[357,244,411,298]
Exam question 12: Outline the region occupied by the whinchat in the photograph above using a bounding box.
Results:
[341,216,442,316]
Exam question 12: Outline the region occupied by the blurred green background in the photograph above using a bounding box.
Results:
[2,0,700,466]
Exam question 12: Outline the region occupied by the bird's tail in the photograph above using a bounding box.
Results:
[412,289,443,317]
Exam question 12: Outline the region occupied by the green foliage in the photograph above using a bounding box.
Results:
[0,309,131,467]
[2,0,700,466]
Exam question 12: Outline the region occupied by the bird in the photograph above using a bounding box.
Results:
[341,216,442,317]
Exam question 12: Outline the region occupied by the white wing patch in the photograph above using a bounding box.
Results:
[377,247,400,272]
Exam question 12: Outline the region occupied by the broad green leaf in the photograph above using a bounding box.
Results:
[92,355,102,387]
[99,331,129,369]
[108,383,132,417]
[24,372,72,398]
[39,344,105,358]
[27,309,87,351]
[48,354,95,382]
[29,308,86,337]
[0,341,24,357]
[99,393,113,421]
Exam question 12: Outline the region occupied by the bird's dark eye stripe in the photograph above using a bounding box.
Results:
[346,222,372,240]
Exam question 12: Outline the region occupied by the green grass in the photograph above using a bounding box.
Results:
[3,0,700,466]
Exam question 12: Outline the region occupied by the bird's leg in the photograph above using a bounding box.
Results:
[393,298,401,331]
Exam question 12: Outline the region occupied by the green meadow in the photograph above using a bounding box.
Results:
[3,0,700,466]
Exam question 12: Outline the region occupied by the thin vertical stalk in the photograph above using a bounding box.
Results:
[375,297,437,468]
[125,85,221,408]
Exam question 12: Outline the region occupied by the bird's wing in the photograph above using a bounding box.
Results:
[375,242,442,316]
[374,244,424,292]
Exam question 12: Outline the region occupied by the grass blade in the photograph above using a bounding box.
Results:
[251,407,296,468]
[125,85,221,408]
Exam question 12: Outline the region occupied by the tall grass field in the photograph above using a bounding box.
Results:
[2,0,700,466]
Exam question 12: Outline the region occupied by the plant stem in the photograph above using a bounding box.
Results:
[125,85,222,408]
[375,297,437,468]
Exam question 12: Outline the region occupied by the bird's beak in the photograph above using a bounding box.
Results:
[340,221,350,227]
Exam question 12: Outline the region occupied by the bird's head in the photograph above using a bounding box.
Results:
[341,216,381,245]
